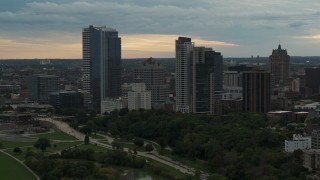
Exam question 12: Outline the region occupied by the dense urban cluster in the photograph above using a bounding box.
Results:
[1,25,320,179]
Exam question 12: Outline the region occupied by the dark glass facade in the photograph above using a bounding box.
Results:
[28,75,59,104]
[243,71,271,113]
[85,26,121,110]
[49,91,83,109]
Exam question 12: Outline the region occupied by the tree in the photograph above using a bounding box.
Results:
[34,138,51,152]
[111,141,123,150]
[145,144,154,152]
[84,135,90,145]
[133,138,144,147]
[13,147,22,154]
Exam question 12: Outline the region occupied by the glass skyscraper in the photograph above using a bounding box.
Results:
[82,25,121,111]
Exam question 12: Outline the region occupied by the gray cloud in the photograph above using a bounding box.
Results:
[0,0,319,57]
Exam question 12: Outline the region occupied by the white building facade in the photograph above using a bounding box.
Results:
[128,83,151,110]
[285,134,311,153]
[101,98,127,114]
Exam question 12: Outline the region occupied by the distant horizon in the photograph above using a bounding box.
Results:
[1,55,320,61]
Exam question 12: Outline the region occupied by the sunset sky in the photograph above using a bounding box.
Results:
[0,0,319,59]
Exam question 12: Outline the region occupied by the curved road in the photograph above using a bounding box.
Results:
[37,117,196,175]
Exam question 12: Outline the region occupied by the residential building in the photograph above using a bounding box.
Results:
[224,71,240,87]
[312,129,320,149]
[82,25,121,111]
[223,71,242,100]
[134,58,170,105]
[128,83,151,110]
[28,75,59,104]
[303,149,320,170]
[269,44,290,88]
[175,37,193,113]
[292,78,300,93]
[243,70,271,113]
[284,134,311,153]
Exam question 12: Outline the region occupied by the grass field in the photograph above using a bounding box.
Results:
[47,141,83,153]
[0,141,34,149]
[77,143,111,152]
[31,131,77,141]
[90,134,105,139]
[0,152,37,180]
[159,149,208,171]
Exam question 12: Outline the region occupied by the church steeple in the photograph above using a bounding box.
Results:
[278,44,282,50]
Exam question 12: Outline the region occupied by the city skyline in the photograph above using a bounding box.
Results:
[0,0,320,59]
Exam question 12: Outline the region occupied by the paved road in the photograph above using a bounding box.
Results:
[0,150,40,180]
[37,117,196,175]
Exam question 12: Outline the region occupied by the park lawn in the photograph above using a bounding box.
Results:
[159,149,208,171]
[146,159,192,179]
[0,152,37,180]
[0,140,34,149]
[4,148,30,161]
[31,131,77,141]
[97,140,110,145]
[90,134,105,139]
[76,143,111,152]
[47,141,83,153]
[122,143,145,152]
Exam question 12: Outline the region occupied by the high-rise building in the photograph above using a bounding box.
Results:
[269,44,290,88]
[128,83,151,110]
[243,70,271,113]
[305,68,320,96]
[82,25,121,110]
[175,37,223,114]
[175,37,193,113]
[28,75,59,104]
[134,58,170,105]
[224,71,240,87]
[190,47,218,114]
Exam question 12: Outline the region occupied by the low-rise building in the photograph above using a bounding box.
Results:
[101,98,127,114]
[49,91,83,109]
[294,102,320,111]
[128,83,151,110]
[285,134,311,153]
[303,149,320,170]
[312,129,320,149]
[0,113,36,124]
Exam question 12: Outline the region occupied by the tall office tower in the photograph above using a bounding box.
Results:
[128,83,151,110]
[207,51,223,93]
[191,47,222,114]
[134,58,170,105]
[175,37,194,113]
[269,44,290,88]
[28,75,59,104]
[305,68,320,96]
[82,25,121,110]
[243,70,271,113]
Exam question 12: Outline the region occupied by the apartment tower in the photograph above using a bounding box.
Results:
[175,37,193,113]
[82,25,121,110]
[134,58,170,105]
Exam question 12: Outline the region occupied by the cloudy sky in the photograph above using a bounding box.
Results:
[0,0,319,59]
